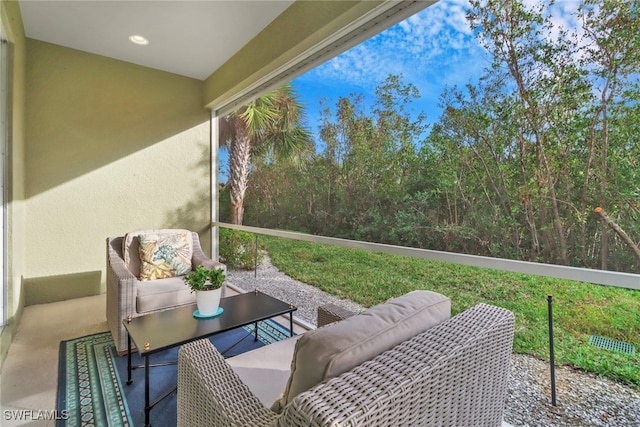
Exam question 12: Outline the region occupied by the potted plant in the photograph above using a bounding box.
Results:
[183,265,226,316]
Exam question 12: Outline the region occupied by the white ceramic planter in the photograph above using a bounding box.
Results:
[196,287,222,315]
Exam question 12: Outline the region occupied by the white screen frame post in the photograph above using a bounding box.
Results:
[0,23,8,327]
[210,110,219,262]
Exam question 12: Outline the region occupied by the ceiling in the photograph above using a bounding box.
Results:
[19,1,295,80]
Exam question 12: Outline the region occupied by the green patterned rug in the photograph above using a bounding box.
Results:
[57,319,293,426]
[58,332,130,426]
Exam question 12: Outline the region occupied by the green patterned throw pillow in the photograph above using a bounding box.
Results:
[138,232,192,281]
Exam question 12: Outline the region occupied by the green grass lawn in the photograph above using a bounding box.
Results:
[262,236,640,388]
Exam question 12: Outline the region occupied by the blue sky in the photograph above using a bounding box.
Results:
[293,0,488,138]
[292,0,582,140]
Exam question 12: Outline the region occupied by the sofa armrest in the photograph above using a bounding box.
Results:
[317,303,359,327]
[284,304,514,427]
[178,339,278,427]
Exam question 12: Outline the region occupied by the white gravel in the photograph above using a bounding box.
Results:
[504,354,640,426]
[228,256,640,427]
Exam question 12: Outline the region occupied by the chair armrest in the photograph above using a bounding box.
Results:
[106,236,139,352]
[107,237,137,282]
[178,339,278,427]
[317,303,359,327]
[190,232,227,273]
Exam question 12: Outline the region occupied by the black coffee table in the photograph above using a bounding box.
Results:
[123,290,297,427]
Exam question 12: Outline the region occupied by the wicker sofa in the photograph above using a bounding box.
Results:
[177,291,515,427]
[106,229,226,353]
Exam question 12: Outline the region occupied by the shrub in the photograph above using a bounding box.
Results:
[219,228,264,270]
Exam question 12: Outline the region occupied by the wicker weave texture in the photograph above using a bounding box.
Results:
[282,303,514,426]
[106,232,225,353]
[177,303,514,427]
[316,303,359,327]
[106,236,138,353]
[178,339,278,427]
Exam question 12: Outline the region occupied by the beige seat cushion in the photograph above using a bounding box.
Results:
[136,276,195,313]
[227,336,301,407]
[277,290,451,409]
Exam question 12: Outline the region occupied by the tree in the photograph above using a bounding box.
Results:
[219,84,312,224]
[314,75,426,241]
[240,1,640,272]
[244,75,427,240]
[445,0,640,270]
[467,0,590,265]
[579,0,640,269]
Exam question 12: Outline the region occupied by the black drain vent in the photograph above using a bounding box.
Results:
[589,335,636,355]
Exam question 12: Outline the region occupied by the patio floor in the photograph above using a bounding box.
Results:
[1,294,107,426]
[0,292,514,426]
[0,288,310,426]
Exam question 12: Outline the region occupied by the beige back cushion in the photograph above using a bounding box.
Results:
[123,229,193,278]
[277,290,451,408]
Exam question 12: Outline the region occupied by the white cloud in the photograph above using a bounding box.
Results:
[299,0,587,122]
[546,1,583,42]
[308,0,486,92]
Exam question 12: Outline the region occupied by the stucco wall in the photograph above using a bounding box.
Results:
[0,0,27,368]
[24,39,211,304]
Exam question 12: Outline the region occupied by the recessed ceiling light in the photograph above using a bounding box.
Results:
[128,35,149,46]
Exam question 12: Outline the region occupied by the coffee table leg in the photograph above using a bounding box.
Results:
[144,354,151,427]
[127,333,132,385]
[290,313,294,337]
[144,355,150,427]
[254,321,258,341]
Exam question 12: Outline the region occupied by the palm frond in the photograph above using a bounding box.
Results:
[223,83,314,223]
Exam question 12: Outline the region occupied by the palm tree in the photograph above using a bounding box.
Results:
[220,84,312,224]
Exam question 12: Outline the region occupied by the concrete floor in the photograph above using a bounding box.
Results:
[0,290,309,427]
[0,294,108,426]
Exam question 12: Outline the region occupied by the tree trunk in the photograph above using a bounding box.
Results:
[579,100,604,266]
[594,207,640,265]
[518,136,539,261]
[229,126,252,225]
[230,199,244,225]
[599,103,609,270]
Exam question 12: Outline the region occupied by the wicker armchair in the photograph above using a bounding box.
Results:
[178,302,515,426]
[106,230,226,353]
